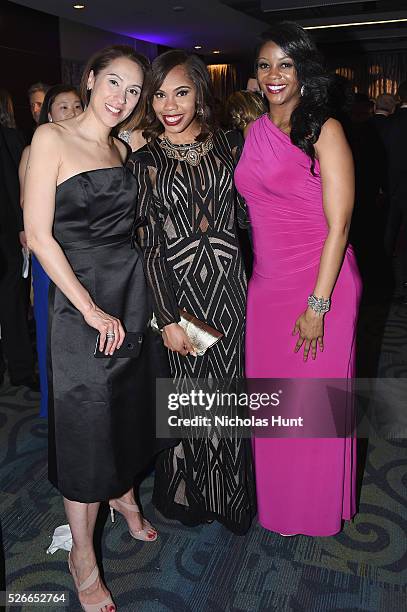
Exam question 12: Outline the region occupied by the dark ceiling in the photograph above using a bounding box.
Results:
[10,0,407,61]
[223,0,407,22]
[222,0,407,54]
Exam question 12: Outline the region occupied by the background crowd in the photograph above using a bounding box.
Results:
[1,73,407,400]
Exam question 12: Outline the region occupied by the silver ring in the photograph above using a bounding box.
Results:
[106,332,115,339]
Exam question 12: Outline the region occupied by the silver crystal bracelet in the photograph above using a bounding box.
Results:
[307,294,331,315]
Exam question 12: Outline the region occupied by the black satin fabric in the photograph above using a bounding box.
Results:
[48,167,171,502]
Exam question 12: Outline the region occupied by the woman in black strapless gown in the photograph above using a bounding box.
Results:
[24,46,170,612]
[48,167,169,501]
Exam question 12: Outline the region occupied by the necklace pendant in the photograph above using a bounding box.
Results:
[159,134,213,166]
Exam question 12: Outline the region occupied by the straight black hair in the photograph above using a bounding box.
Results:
[38,84,82,125]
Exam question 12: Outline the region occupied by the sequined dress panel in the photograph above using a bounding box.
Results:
[128,130,255,534]
[128,130,249,378]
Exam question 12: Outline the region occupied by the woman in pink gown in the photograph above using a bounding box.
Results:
[235,22,362,536]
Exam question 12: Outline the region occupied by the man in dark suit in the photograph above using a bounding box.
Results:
[372,94,396,133]
[0,124,37,389]
[371,94,396,193]
[348,94,390,292]
[384,82,407,302]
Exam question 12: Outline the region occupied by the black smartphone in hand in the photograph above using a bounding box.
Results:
[94,332,144,358]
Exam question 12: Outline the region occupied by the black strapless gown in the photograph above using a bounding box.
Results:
[48,167,170,503]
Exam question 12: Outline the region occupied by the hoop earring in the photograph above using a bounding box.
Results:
[300,85,305,97]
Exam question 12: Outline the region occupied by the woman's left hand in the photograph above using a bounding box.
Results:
[292,307,325,361]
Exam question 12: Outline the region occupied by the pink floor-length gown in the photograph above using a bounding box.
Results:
[235,114,362,536]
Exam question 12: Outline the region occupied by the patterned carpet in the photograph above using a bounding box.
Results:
[1,297,407,612]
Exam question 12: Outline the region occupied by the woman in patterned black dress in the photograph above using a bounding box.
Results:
[128,50,255,534]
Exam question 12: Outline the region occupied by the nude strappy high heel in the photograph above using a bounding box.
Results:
[68,551,116,612]
[109,498,157,542]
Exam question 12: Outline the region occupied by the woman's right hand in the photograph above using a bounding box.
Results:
[82,304,125,355]
[162,323,196,356]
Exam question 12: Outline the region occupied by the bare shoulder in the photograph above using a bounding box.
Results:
[28,124,63,180]
[315,118,348,157]
[318,118,345,142]
[31,122,63,150]
[113,136,128,162]
[39,116,82,145]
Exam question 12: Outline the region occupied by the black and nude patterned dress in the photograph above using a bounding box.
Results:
[128,130,255,534]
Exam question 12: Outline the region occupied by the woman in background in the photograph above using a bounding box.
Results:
[0,90,37,390]
[129,50,255,534]
[224,90,264,275]
[235,22,361,537]
[0,89,17,129]
[225,90,267,138]
[19,85,83,417]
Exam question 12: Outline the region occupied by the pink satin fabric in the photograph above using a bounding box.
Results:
[235,114,362,536]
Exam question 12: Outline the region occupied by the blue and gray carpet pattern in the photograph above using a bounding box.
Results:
[1,299,407,611]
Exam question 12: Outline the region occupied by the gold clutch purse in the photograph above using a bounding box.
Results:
[150,309,223,356]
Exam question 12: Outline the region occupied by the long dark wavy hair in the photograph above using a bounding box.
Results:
[38,84,82,126]
[257,22,331,173]
[0,89,16,128]
[142,50,216,142]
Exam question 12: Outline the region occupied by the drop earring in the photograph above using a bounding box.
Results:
[300,85,305,97]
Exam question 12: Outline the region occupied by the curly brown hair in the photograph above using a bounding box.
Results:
[142,50,216,142]
[225,90,267,131]
[38,84,82,126]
